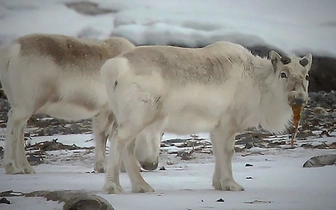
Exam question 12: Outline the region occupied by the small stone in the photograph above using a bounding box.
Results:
[303,154,336,167]
[328,142,336,149]
[245,163,253,167]
[216,198,224,202]
[234,147,243,152]
[0,197,10,204]
[159,166,166,170]
[246,176,253,180]
[244,142,253,149]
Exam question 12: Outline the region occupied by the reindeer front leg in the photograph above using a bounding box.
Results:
[210,125,244,191]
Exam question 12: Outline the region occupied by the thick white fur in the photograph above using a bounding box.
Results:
[0,33,161,175]
[100,41,313,193]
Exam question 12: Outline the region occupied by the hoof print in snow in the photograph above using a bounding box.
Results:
[0,197,11,204]
[216,198,225,202]
[245,163,253,167]
[65,2,117,16]
[159,166,166,170]
[25,190,114,210]
[303,154,336,167]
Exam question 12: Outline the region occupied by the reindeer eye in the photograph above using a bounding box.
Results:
[280,72,287,78]
[305,74,309,81]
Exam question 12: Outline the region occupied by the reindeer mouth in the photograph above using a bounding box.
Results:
[290,105,303,147]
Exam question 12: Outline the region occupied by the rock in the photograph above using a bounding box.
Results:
[328,142,336,149]
[244,142,254,149]
[234,146,243,153]
[0,190,24,197]
[64,1,116,16]
[245,163,253,167]
[267,141,286,148]
[159,166,166,170]
[177,150,195,160]
[25,190,114,210]
[0,146,3,159]
[301,143,314,149]
[26,139,93,151]
[244,200,273,204]
[216,198,225,202]
[303,154,336,167]
[0,197,10,204]
[26,154,44,166]
[246,176,253,179]
[308,56,336,92]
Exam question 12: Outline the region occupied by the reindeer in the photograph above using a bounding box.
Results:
[100,41,312,193]
[0,33,161,175]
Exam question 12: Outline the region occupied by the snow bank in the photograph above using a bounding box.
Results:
[0,0,335,55]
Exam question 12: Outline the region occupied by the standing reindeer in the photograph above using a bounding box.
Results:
[0,34,161,175]
[100,41,312,193]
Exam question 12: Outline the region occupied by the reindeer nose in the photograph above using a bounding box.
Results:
[293,97,305,105]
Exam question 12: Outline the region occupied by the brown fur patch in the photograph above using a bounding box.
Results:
[124,46,233,84]
[17,34,114,71]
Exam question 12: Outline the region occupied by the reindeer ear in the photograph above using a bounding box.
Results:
[300,53,313,71]
[269,50,282,72]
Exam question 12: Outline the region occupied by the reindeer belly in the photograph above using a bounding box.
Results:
[164,112,219,134]
[37,80,108,121]
[162,87,229,134]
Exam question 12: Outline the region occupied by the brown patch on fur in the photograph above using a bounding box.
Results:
[17,34,114,71]
[124,46,232,84]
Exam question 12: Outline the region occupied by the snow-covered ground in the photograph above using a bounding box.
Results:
[1,133,336,210]
[0,0,335,56]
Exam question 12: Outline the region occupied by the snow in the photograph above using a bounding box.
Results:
[1,132,336,209]
[0,0,335,56]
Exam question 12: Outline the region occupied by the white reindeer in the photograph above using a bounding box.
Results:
[100,41,313,193]
[0,33,162,175]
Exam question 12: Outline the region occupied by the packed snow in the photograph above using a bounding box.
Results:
[1,132,336,210]
[0,0,335,56]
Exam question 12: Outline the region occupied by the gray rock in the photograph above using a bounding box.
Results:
[25,190,114,210]
[303,154,336,167]
[65,1,117,16]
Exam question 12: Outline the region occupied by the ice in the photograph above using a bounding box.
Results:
[1,137,336,209]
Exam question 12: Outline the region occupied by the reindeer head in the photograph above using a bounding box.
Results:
[269,50,313,106]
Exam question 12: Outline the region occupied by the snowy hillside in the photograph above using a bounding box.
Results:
[0,0,335,56]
